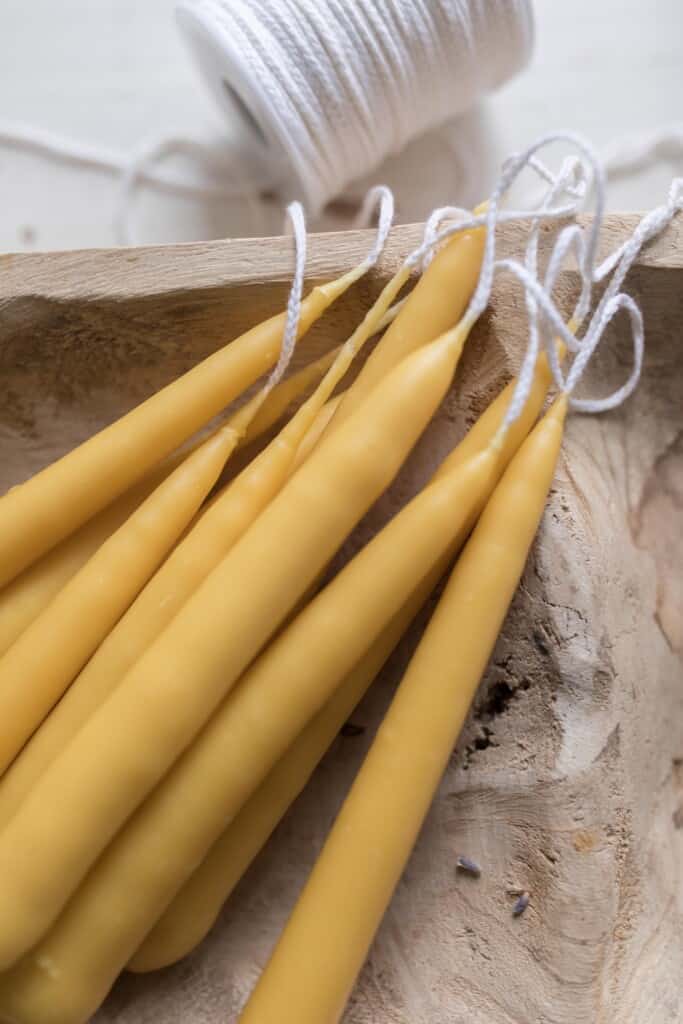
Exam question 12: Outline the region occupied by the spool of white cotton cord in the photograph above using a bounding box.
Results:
[176,0,534,216]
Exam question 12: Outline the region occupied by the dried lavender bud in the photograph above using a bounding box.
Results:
[512,891,530,916]
[456,855,481,876]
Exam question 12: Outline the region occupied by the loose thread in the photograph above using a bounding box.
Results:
[481,143,682,442]
[249,185,397,430]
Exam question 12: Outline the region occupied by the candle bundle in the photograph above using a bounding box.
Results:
[0,139,678,1024]
[0,185,490,1017]
[237,161,682,1024]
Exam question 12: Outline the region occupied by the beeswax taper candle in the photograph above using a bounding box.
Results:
[0,460,173,659]
[0,350,339,659]
[131,346,561,971]
[0,252,417,824]
[0,265,366,590]
[0,416,255,775]
[0,308,475,968]
[0,338,561,1022]
[238,397,568,1024]
[330,218,485,430]
[0,417,491,1022]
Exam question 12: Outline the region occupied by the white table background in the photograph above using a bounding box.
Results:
[0,0,682,252]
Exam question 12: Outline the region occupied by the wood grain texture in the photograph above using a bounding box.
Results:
[1,214,682,301]
[1,216,681,1024]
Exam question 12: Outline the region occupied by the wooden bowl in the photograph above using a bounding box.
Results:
[1,218,681,1023]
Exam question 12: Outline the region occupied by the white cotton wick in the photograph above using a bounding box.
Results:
[355,185,396,269]
[560,177,682,411]
[499,156,588,435]
[262,201,309,398]
[176,0,534,216]
[493,174,682,425]
[433,134,683,448]
[265,149,584,447]
[261,184,396,408]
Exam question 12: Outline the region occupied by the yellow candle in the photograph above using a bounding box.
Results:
[289,393,342,470]
[0,343,560,1024]
[0,261,412,827]
[0,435,489,1021]
[128,613,417,971]
[0,420,308,826]
[0,346,557,1024]
[0,462,171,659]
[131,349,560,972]
[330,221,485,429]
[126,557,448,973]
[238,397,568,1024]
[0,594,434,1023]
[0,308,473,969]
[0,417,247,775]
[238,345,341,448]
[0,350,340,660]
[0,268,364,591]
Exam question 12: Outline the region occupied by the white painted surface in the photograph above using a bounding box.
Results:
[0,0,681,252]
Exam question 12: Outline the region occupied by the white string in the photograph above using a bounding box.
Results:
[113,136,259,247]
[490,137,604,435]
[563,176,683,409]
[602,124,683,181]
[397,135,596,361]
[387,132,681,433]
[500,156,588,433]
[0,122,254,202]
[5,116,677,418]
[594,177,683,284]
[263,185,395,401]
[0,122,279,247]
[263,201,308,396]
[355,185,396,268]
[285,141,587,416]
[469,134,603,332]
[1,5,679,252]
[333,139,599,433]
[493,172,682,418]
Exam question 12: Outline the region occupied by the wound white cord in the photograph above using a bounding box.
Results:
[0,1,534,245]
[176,0,533,215]
[1,4,680,253]
[5,113,676,422]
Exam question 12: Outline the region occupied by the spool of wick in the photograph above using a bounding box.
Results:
[176,0,534,214]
